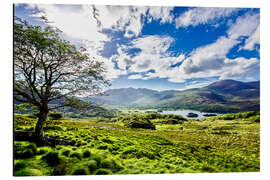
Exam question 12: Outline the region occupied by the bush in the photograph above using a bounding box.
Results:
[42,152,61,166]
[48,112,63,120]
[14,142,37,159]
[82,150,91,158]
[61,149,71,157]
[70,151,82,160]
[14,168,43,176]
[15,149,34,159]
[14,161,27,171]
[52,162,68,175]
[71,167,90,175]
[91,154,103,167]
[87,160,98,172]
[100,159,114,169]
[37,147,51,155]
[94,168,112,175]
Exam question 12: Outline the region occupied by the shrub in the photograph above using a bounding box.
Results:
[42,152,61,166]
[14,168,43,176]
[82,150,91,158]
[37,147,51,155]
[14,142,37,159]
[53,162,68,175]
[70,151,82,160]
[100,159,114,169]
[14,161,27,171]
[71,167,90,175]
[48,112,63,120]
[87,160,98,172]
[15,149,34,159]
[94,168,112,175]
[61,149,71,157]
[97,144,109,150]
[91,154,103,167]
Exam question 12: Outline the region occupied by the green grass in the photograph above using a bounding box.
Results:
[14,111,260,175]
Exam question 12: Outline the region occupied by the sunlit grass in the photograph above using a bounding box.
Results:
[14,111,260,175]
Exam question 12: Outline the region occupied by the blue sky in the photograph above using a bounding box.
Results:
[14,4,260,91]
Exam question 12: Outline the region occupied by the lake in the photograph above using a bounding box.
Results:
[161,109,221,119]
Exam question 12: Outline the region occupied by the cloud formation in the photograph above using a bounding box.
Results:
[27,4,176,80]
[242,26,260,51]
[175,7,239,28]
[93,5,174,38]
[23,4,259,85]
[111,35,185,79]
[168,11,260,82]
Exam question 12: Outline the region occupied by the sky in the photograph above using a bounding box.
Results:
[14,4,260,91]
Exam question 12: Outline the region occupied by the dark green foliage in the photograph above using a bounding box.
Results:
[100,159,114,169]
[14,142,37,159]
[42,152,61,166]
[14,168,43,176]
[71,167,90,175]
[37,147,50,155]
[53,162,68,175]
[91,154,103,167]
[48,112,63,120]
[115,113,186,127]
[187,112,198,118]
[61,149,71,157]
[215,111,259,120]
[14,162,27,171]
[87,160,98,172]
[94,168,112,175]
[69,151,82,160]
[82,149,91,158]
[115,114,157,130]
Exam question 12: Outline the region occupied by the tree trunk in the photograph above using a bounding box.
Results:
[34,107,48,145]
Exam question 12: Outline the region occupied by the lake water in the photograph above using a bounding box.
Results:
[161,109,221,119]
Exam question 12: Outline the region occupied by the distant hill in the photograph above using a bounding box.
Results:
[86,80,260,113]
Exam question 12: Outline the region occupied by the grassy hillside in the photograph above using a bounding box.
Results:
[14,111,260,175]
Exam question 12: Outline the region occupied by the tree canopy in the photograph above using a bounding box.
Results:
[14,16,109,139]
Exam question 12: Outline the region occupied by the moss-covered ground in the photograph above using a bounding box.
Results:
[13,111,260,176]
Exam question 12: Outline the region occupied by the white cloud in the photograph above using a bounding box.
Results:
[82,40,127,80]
[148,6,174,23]
[177,81,213,91]
[158,11,260,83]
[179,36,239,75]
[175,7,239,28]
[227,12,259,40]
[29,4,108,42]
[128,74,144,80]
[242,26,260,51]
[93,5,174,38]
[112,35,185,78]
[26,4,175,80]
[24,5,259,83]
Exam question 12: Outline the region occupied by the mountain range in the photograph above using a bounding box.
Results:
[85,80,260,113]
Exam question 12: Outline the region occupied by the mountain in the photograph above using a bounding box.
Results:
[86,87,159,106]
[87,80,260,113]
[205,80,254,92]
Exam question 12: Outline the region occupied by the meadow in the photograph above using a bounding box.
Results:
[14,111,260,176]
